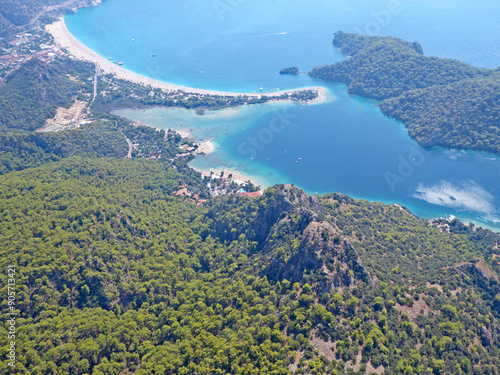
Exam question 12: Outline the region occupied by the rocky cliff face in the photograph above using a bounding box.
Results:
[209,185,372,289]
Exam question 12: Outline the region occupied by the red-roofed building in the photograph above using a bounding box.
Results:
[247,191,263,198]
[175,188,187,196]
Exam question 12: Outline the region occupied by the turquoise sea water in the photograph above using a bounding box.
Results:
[66,0,500,230]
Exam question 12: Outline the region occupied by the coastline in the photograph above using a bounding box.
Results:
[44,19,500,232]
[129,119,264,188]
[129,119,262,187]
[45,18,327,103]
[45,17,329,192]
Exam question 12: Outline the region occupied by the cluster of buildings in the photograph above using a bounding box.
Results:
[174,186,207,206]
[0,32,64,85]
[171,146,196,161]
[204,170,263,198]
[173,170,263,205]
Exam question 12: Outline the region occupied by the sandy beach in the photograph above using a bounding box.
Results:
[45,19,327,102]
[195,139,216,155]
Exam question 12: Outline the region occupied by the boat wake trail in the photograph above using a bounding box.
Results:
[249,32,288,38]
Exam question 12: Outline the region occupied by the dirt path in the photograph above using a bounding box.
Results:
[121,132,133,158]
[91,63,100,104]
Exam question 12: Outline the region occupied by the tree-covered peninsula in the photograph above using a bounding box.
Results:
[309,31,500,154]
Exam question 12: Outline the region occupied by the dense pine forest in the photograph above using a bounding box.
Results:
[1,158,500,374]
[309,32,500,154]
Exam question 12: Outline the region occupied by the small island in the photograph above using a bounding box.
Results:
[279,66,300,75]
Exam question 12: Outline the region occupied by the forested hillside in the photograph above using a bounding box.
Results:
[1,158,499,374]
[0,59,94,131]
[0,0,65,35]
[0,0,99,37]
[310,32,489,101]
[309,32,500,154]
[380,74,500,152]
[327,32,424,57]
[0,122,128,173]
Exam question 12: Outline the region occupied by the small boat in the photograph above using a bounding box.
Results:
[108,57,112,60]
[260,87,263,91]
[151,54,156,57]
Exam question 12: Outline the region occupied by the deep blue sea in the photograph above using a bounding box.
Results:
[66,0,500,230]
